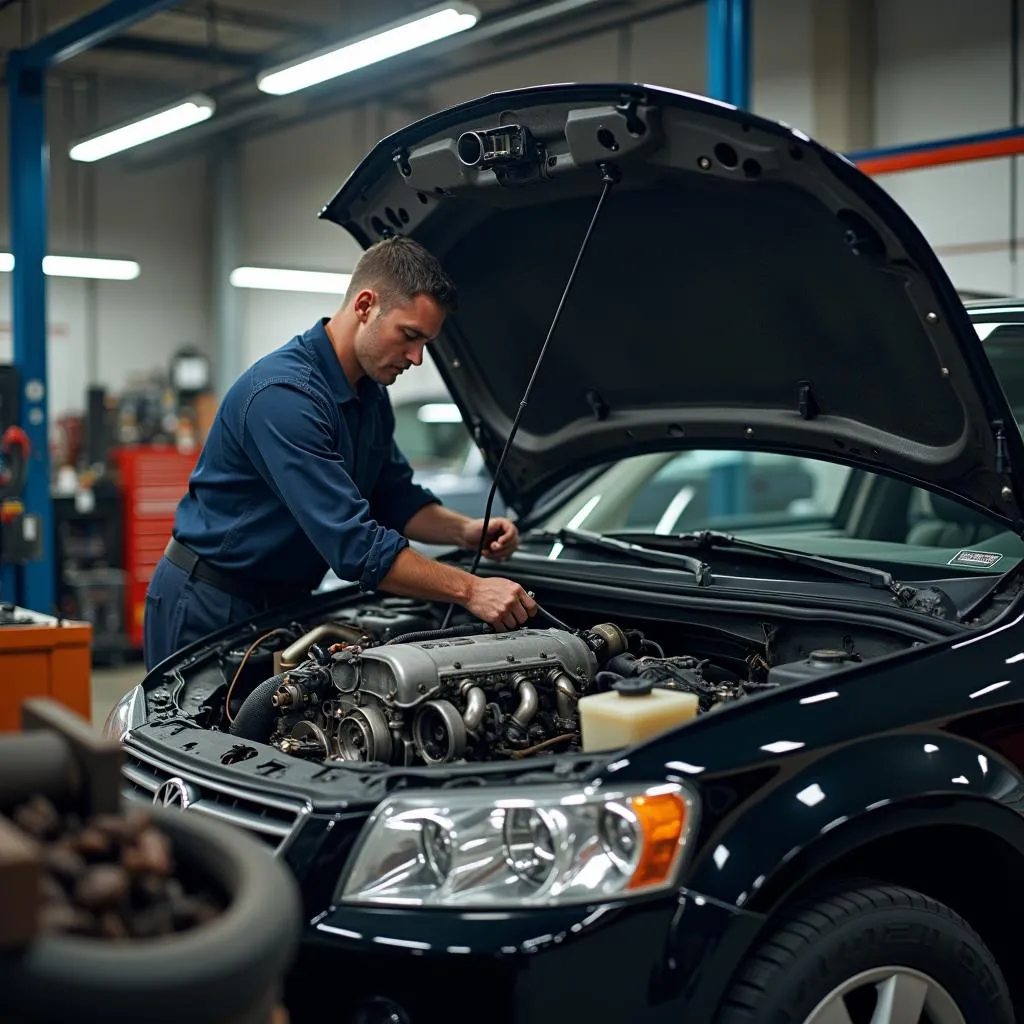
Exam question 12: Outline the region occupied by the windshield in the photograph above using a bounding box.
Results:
[523,316,1024,576]
[531,446,1024,576]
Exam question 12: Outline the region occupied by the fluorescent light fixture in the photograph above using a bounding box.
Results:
[417,402,462,424]
[69,94,215,162]
[0,253,140,280]
[43,256,140,280]
[257,3,480,96]
[229,267,352,295]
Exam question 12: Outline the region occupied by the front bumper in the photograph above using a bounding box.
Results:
[288,894,763,1024]
[120,739,765,1022]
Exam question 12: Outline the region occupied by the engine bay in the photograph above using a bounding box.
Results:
[142,593,931,768]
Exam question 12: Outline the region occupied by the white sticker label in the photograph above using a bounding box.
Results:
[948,550,1003,568]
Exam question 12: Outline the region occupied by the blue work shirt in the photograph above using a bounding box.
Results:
[171,319,439,592]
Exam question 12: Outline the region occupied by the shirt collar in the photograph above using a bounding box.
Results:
[306,318,384,407]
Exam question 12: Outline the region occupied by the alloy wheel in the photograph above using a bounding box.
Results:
[804,967,967,1024]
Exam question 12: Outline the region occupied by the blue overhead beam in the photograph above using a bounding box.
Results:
[21,0,181,67]
[6,0,179,613]
[706,0,751,110]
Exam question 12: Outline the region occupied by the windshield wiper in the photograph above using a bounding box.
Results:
[524,527,712,586]
[611,529,954,613]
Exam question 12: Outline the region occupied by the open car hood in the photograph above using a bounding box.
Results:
[320,83,1024,528]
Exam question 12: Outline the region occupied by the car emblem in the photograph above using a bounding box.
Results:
[153,777,194,809]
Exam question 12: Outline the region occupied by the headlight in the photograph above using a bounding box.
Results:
[102,684,145,742]
[336,782,697,908]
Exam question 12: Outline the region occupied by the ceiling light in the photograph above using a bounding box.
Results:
[229,266,352,295]
[69,94,215,162]
[257,3,480,96]
[43,256,140,280]
[0,253,140,280]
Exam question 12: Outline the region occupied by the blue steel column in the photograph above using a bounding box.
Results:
[7,52,53,612]
[706,0,752,109]
[706,0,752,521]
[4,0,182,611]
[728,0,751,110]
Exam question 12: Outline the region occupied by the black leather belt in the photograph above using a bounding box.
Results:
[163,537,305,609]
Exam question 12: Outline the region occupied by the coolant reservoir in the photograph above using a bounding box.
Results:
[579,677,699,752]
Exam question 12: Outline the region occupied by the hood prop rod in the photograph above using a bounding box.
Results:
[441,162,621,629]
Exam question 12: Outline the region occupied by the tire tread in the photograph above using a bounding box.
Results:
[716,877,996,1023]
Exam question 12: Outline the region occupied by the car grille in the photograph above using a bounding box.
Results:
[121,746,309,853]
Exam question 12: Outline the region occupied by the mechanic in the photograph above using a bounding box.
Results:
[143,236,537,670]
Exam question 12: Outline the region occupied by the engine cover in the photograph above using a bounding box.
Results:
[333,627,598,706]
[269,625,613,767]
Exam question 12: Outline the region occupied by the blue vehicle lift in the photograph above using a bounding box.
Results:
[705,0,753,518]
[707,0,751,110]
[4,0,180,611]
[2,0,754,612]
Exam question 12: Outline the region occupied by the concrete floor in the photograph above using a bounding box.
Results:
[90,660,146,727]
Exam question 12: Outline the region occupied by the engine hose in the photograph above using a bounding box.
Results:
[532,600,574,632]
[386,602,570,646]
[385,622,491,646]
[228,673,287,741]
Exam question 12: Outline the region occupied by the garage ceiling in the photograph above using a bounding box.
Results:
[0,0,696,164]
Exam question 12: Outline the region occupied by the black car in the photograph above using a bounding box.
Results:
[106,83,1024,1024]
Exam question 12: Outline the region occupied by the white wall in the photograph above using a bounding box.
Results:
[872,0,1023,296]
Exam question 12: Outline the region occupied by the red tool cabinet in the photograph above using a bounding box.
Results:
[113,446,197,649]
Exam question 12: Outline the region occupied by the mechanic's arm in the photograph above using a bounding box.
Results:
[403,503,520,561]
[371,433,520,560]
[243,385,533,629]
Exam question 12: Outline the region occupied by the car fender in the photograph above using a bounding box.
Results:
[682,730,1024,913]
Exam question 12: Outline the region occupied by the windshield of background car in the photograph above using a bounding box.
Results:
[392,398,474,471]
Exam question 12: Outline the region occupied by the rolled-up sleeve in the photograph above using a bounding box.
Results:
[242,382,408,591]
[371,438,440,532]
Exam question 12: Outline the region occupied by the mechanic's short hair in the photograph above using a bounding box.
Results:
[345,236,457,313]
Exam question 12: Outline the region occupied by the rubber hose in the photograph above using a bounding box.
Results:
[385,622,490,645]
[228,673,287,741]
[594,670,624,692]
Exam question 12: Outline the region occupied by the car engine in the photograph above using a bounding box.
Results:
[224,613,760,766]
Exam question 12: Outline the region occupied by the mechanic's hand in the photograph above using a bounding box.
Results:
[461,516,519,561]
[466,577,537,632]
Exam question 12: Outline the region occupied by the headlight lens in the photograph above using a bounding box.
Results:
[337,782,697,908]
[102,684,145,742]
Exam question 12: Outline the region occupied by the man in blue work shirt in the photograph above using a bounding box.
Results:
[143,236,536,670]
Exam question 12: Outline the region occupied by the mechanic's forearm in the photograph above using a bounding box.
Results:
[403,503,472,547]
[377,546,474,605]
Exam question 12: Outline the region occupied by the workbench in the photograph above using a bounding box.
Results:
[0,606,92,731]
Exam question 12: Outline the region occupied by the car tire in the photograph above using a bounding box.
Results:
[716,877,1013,1024]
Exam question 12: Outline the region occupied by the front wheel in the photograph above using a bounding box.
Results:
[716,878,1013,1024]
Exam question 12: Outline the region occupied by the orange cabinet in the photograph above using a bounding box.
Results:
[0,610,92,731]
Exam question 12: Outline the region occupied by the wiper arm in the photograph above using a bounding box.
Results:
[525,528,712,586]
[613,529,951,612]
